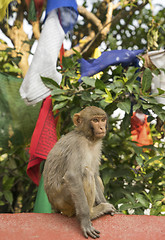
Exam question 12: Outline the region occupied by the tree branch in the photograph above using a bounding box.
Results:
[78,5,102,32]
[65,0,149,58]
[6,3,30,77]
[31,20,40,40]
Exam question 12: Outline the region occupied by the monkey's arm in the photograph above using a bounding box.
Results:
[94,174,116,216]
[95,175,107,204]
[63,172,100,239]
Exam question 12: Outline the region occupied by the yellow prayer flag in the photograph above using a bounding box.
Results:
[0,0,13,22]
[91,48,103,79]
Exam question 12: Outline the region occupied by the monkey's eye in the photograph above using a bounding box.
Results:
[92,118,99,123]
[101,118,106,122]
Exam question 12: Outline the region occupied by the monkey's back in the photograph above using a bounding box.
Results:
[43,131,76,187]
[43,129,102,191]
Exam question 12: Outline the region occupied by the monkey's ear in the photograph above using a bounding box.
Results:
[73,113,82,126]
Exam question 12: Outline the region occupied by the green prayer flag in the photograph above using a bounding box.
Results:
[33,174,52,213]
[28,0,37,22]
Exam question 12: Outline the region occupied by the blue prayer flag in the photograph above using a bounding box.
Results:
[46,0,78,14]
[46,0,78,33]
[79,49,144,82]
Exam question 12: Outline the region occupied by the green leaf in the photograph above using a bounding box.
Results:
[64,71,78,78]
[135,193,149,208]
[112,64,123,75]
[28,0,37,21]
[142,103,153,110]
[143,191,152,203]
[62,57,74,68]
[132,202,145,209]
[81,92,92,101]
[54,95,73,102]
[119,203,133,211]
[72,48,82,58]
[136,155,143,166]
[129,141,143,154]
[115,198,129,206]
[117,99,131,114]
[153,194,164,201]
[152,105,165,121]
[124,66,137,80]
[150,206,162,215]
[107,80,124,91]
[91,94,99,100]
[133,83,140,94]
[144,156,162,166]
[82,76,96,87]
[124,193,136,205]
[4,190,13,205]
[157,88,165,95]
[142,96,158,104]
[51,87,65,96]
[121,113,131,129]
[95,89,105,95]
[53,101,68,111]
[95,79,106,91]
[0,201,5,206]
[99,100,110,109]
[133,102,141,112]
[142,68,152,92]
[161,205,165,212]
[3,176,14,191]
[102,169,111,185]
[103,89,113,103]
[126,84,133,93]
[107,33,117,50]
[41,76,60,89]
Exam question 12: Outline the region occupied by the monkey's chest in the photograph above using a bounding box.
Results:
[81,146,100,172]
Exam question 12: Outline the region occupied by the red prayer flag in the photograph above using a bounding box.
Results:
[131,112,153,147]
[27,96,58,185]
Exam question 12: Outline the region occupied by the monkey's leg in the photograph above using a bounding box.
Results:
[63,170,100,239]
[46,186,76,217]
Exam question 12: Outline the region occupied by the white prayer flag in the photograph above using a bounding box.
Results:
[20,10,65,105]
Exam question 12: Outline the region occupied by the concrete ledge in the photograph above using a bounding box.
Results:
[0,213,165,240]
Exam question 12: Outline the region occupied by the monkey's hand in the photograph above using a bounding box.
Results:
[104,203,116,216]
[81,219,100,239]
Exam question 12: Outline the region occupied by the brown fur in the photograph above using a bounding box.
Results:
[43,106,116,238]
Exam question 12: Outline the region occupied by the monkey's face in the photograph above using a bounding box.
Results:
[90,116,107,139]
[73,106,108,141]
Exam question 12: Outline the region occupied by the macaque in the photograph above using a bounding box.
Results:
[43,106,116,239]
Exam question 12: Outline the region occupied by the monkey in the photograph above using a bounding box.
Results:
[43,106,116,239]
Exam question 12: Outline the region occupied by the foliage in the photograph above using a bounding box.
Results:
[107,3,165,51]
[0,45,22,76]
[42,53,165,215]
[0,0,165,214]
[0,146,37,213]
[0,50,40,213]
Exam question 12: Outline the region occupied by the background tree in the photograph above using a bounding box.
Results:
[0,0,165,214]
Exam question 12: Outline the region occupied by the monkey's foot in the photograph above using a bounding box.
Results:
[81,220,100,239]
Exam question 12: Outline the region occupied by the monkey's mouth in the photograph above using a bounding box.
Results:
[95,132,106,136]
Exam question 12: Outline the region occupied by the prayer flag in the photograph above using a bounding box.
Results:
[79,49,144,81]
[131,112,153,147]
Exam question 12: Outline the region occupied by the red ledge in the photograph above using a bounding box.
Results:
[0,213,165,240]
